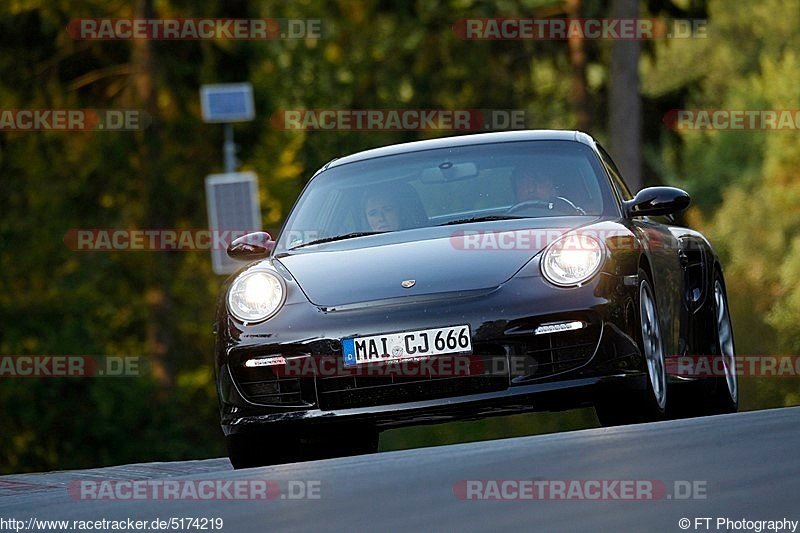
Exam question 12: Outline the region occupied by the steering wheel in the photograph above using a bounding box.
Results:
[506,197,583,215]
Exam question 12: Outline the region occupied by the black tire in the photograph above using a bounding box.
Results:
[306,424,380,459]
[226,429,288,470]
[595,267,668,426]
[654,269,737,419]
[226,424,380,470]
[680,270,738,415]
[706,271,738,413]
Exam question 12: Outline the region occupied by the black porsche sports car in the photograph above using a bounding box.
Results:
[214,130,737,468]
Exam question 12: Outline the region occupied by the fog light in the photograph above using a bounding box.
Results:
[244,356,286,367]
[534,321,585,335]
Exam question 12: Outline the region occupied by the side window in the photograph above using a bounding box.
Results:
[597,144,634,201]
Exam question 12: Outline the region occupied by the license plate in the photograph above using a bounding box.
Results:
[342,325,472,367]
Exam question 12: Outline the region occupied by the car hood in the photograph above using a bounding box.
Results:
[276,218,598,307]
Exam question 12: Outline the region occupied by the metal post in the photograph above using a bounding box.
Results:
[223,123,237,173]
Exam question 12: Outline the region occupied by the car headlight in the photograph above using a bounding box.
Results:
[227,270,286,323]
[541,233,604,287]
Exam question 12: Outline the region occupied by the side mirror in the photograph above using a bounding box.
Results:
[623,187,690,218]
[227,231,275,261]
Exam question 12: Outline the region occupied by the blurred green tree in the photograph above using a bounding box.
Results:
[1,0,796,473]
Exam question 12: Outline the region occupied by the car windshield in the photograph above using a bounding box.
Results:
[276,140,614,251]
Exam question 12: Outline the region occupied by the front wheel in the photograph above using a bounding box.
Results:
[707,275,738,413]
[226,430,285,470]
[595,268,668,425]
[226,424,380,469]
[689,273,738,415]
[658,269,738,418]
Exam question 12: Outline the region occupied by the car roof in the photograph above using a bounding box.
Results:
[323,130,597,170]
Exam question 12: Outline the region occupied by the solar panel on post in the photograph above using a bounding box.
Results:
[205,172,262,275]
[200,83,255,123]
[200,83,260,275]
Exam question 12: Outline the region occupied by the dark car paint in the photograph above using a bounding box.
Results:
[275,216,600,307]
[322,129,591,171]
[214,130,723,436]
[624,186,692,218]
[216,263,646,431]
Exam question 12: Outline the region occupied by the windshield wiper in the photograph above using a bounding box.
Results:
[289,231,386,250]
[438,215,526,226]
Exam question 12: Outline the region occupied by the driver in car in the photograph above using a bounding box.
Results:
[510,168,585,214]
[365,191,402,232]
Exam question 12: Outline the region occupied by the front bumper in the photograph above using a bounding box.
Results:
[216,272,646,435]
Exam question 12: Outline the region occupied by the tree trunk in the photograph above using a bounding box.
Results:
[133,0,172,389]
[608,0,643,191]
[565,0,591,131]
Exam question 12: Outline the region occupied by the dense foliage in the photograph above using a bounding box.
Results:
[1,0,797,473]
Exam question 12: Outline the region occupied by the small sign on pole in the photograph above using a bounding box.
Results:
[200,83,255,123]
[200,82,259,275]
[205,172,262,276]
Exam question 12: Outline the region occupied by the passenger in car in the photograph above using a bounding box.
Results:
[363,184,429,231]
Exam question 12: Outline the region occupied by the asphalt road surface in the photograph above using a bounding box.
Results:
[2,407,800,532]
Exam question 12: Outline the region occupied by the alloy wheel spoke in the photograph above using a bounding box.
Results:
[641,282,666,409]
[715,281,737,403]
